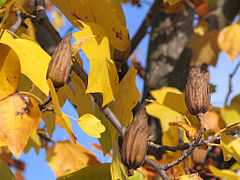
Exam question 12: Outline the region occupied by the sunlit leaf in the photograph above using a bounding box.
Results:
[218,23,240,61]
[0,93,41,158]
[77,114,105,138]
[50,0,130,51]
[24,131,41,154]
[0,31,51,96]
[0,43,20,100]
[0,159,15,180]
[114,66,141,130]
[188,21,220,66]
[71,35,95,57]
[46,140,99,177]
[209,165,240,180]
[220,134,240,163]
[73,23,119,107]
[47,79,76,142]
[57,163,111,180]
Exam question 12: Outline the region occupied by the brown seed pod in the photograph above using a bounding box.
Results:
[185,66,210,115]
[47,32,72,88]
[121,106,148,176]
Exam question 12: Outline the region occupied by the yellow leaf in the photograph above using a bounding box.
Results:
[52,9,65,31]
[71,71,94,117]
[73,23,119,107]
[0,93,41,158]
[110,136,128,180]
[114,66,141,129]
[50,0,129,51]
[188,28,220,66]
[47,79,77,142]
[178,173,203,180]
[163,0,182,6]
[0,43,20,100]
[146,87,198,132]
[56,86,67,107]
[24,131,41,154]
[203,108,225,132]
[77,114,105,138]
[209,165,240,180]
[0,31,51,96]
[220,134,240,163]
[218,23,240,61]
[18,18,36,41]
[46,140,100,177]
[193,20,208,36]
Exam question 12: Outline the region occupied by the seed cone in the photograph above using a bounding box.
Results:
[121,106,148,176]
[47,32,72,88]
[185,66,210,115]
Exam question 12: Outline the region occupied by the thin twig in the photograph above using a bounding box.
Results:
[179,128,189,174]
[224,60,240,106]
[129,0,162,56]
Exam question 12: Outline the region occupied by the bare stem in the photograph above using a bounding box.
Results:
[224,60,240,106]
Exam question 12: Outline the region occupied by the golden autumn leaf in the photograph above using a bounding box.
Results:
[188,21,220,66]
[169,121,197,140]
[49,0,130,51]
[77,114,105,138]
[146,87,199,132]
[0,93,41,158]
[209,165,240,180]
[71,35,95,57]
[220,134,240,163]
[47,79,77,142]
[46,140,100,177]
[73,23,119,107]
[114,66,141,130]
[0,31,51,96]
[163,0,182,5]
[0,43,20,100]
[177,173,203,180]
[218,23,240,61]
[203,108,225,132]
[42,110,55,137]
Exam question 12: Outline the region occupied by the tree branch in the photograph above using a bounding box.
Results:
[129,0,162,56]
[224,60,240,106]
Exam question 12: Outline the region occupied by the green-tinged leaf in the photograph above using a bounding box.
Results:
[47,79,77,142]
[220,134,240,163]
[114,66,141,130]
[77,114,105,138]
[209,165,240,180]
[57,163,111,180]
[46,140,99,177]
[0,31,51,96]
[0,159,15,180]
[95,105,112,156]
[231,163,240,171]
[70,71,94,117]
[128,171,144,180]
[111,136,128,180]
[73,22,119,107]
[24,131,41,154]
[0,0,16,13]
[0,0,7,8]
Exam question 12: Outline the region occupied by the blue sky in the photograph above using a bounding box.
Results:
[18,1,240,180]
